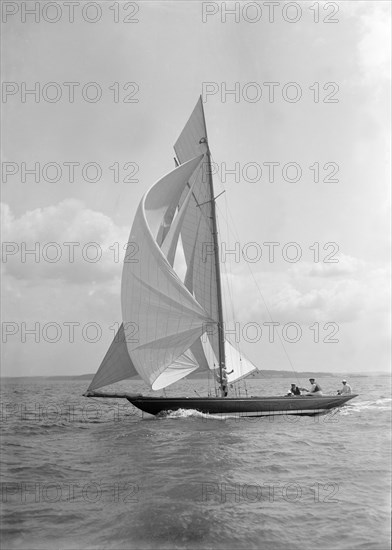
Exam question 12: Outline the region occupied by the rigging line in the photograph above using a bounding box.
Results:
[207,366,216,397]
[221,194,241,346]
[209,156,253,390]
[213,181,254,393]
[210,156,301,386]
[207,151,235,332]
[197,190,226,207]
[224,198,238,327]
[216,199,301,386]
[180,160,215,230]
[183,376,201,397]
[216,202,249,390]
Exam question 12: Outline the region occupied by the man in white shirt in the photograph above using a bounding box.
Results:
[338,379,352,395]
[301,378,323,396]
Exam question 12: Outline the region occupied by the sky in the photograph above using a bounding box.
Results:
[1,0,390,378]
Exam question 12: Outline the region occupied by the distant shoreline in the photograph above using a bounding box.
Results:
[1,371,385,381]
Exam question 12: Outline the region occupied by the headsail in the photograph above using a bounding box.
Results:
[121,155,217,389]
[200,336,258,384]
[88,323,138,391]
[225,340,258,383]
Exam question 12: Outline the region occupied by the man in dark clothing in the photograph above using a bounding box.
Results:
[289,383,301,395]
[286,383,301,396]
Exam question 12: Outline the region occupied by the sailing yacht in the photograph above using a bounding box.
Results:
[85,97,357,417]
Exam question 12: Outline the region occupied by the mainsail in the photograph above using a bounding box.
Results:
[89,98,259,393]
[174,97,221,370]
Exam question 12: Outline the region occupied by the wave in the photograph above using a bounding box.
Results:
[338,396,391,415]
[156,408,230,421]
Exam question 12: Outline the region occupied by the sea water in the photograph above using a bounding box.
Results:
[1,375,390,550]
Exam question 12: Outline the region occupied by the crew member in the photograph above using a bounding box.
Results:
[338,379,352,395]
[301,378,323,396]
[286,383,301,396]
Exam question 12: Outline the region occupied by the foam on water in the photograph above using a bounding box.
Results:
[337,396,391,415]
[157,408,230,421]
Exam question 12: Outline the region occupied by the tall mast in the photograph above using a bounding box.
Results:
[200,101,226,397]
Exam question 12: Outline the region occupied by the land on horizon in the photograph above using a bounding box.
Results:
[1,370,386,381]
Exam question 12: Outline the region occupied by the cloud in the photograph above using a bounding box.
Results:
[269,278,364,323]
[356,2,391,83]
[298,254,366,278]
[222,254,390,325]
[1,200,128,283]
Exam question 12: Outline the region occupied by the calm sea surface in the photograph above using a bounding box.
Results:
[1,375,390,550]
